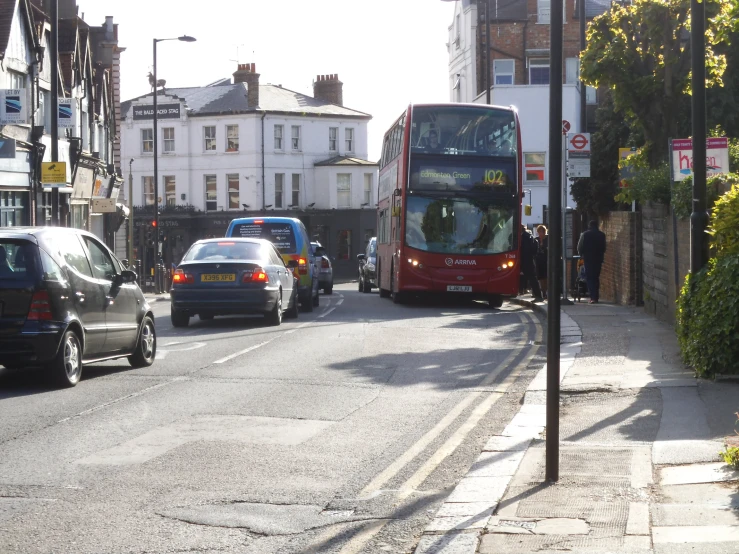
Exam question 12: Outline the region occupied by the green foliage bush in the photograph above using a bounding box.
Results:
[677,185,739,377]
[671,173,739,219]
[615,151,671,205]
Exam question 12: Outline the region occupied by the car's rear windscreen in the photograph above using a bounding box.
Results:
[230,223,297,253]
[0,240,37,281]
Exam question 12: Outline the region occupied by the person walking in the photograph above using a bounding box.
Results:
[520,225,543,301]
[535,225,548,299]
[577,220,607,304]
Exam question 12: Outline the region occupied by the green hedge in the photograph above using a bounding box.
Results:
[672,173,739,219]
[677,185,739,377]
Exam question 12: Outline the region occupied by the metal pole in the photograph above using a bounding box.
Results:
[690,0,708,273]
[128,158,134,266]
[546,0,563,483]
[152,38,160,293]
[485,0,491,104]
[50,0,59,226]
[579,0,586,132]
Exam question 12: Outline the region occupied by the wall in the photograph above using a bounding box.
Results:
[600,211,641,305]
[641,203,690,325]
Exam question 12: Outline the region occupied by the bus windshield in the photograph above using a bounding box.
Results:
[410,105,517,157]
[405,195,516,255]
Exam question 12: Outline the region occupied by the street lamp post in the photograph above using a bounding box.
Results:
[128,158,134,267]
[152,35,196,293]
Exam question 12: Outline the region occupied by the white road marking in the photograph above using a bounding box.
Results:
[213,340,275,364]
[317,307,336,319]
[157,342,206,360]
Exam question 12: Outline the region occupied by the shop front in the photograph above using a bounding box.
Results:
[0,140,32,227]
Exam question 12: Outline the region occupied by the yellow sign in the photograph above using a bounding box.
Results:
[41,161,67,185]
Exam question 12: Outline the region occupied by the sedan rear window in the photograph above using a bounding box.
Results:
[183,241,264,262]
[231,223,297,253]
[0,241,37,280]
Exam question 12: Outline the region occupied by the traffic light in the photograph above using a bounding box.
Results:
[145,221,156,246]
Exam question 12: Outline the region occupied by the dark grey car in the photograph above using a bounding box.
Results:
[357,237,377,293]
[0,227,155,387]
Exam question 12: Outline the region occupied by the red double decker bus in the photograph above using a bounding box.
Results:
[376,103,522,307]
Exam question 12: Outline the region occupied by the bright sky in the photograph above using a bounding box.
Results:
[79,0,457,162]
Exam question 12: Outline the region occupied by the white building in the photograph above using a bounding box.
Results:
[120,64,378,276]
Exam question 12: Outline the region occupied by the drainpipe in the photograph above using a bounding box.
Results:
[522,21,528,85]
[261,111,266,210]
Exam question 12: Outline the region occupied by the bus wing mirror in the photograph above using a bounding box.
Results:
[392,188,401,197]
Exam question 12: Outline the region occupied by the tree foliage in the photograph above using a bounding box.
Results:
[581,0,731,167]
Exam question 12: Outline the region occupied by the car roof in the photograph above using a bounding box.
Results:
[229,217,301,225]
[194,237,268,245]
[0,226,99,244]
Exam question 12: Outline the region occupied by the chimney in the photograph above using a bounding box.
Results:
[233,63,260,108]
[313,73,343,106]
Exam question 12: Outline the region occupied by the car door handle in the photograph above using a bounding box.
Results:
[75,292,85,303]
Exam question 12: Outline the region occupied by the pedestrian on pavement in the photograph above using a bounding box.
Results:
[577,220,607,304]
[535,225,548,299]
[520,225,543,301]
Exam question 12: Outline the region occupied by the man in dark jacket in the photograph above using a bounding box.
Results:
[520,226,543,301]
[577,220,607,304]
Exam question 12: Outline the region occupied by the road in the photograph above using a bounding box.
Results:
[0,283,543,554]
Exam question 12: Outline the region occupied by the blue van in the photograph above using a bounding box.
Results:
[226,217,321,311]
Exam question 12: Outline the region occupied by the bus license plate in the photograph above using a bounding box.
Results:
[447,285,472,292]
[201,274,236,282]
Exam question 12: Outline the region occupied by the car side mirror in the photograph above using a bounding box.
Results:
[116,269,137,284]
[287,260,299,269]
[357,253,366,261]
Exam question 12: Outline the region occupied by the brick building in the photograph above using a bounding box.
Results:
[445,0,609,226]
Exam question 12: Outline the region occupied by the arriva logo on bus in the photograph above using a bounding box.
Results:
[446,258,477,267]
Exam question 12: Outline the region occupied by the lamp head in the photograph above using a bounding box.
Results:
[178,35,197,42]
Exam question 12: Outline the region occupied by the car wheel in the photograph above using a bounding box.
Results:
[171,308,190,327]
[362,277,372,294]
[199,314,214,321]
[47,330,82,388]
[128,316,157,368]
[301,292,314,312]
[266,291,283,326]
[358,275,364,292]
[488,295,504,308]
[324,283,333,295]
[286,289,299,319]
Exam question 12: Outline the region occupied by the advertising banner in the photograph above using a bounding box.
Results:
[58,99,75,128]
[0,89,29,125]
[671,137,729,182]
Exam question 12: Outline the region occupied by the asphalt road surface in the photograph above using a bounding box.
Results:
[0,283,544,554]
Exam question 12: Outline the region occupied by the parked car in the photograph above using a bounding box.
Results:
[311,241,333,294]
[0,227,155,387]
[170,238,299,327]
[225,217,321,312]
[357,237,377,293]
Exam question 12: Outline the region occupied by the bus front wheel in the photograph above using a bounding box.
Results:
[390,264,404,304]
[488,295,504,308]
[378,261,390,298]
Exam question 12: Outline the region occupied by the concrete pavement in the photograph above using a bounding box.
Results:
[414,296,739,554]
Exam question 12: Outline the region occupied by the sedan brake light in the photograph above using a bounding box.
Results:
[242,267,269,283]
[27,290,53,321]
[172,268,194,285]
[321,258,330,269]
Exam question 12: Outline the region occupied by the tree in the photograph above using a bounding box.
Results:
[580,0,730,168]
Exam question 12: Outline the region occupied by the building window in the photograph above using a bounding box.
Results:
[226,125,239,152]
[274,124,283,150]
[291,125,301,151]
[529,58,550,85]
[329,127,338,151]
[363,173,373,205]
[143,176,155,205]
[494,59,515,85]
[565,57,579,84]
[337,230,352,260]
[141,128,153,154]
[538,0,550,24]
[345,128,354,152]
[0,191,26,226]
[205,175,217,210]
[163,127,175,153]
[291,174,300,207]
[36,191,52,225]
[337,173,351,208]
[7,70,25,89]
[164,176,176,206]
[455,14,461,48]
[525,153,546,182]
[204,126,216,151]
[275,173,284,208]
[228,174,240,209]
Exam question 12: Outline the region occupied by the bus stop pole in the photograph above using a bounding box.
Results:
[546,0,564,483]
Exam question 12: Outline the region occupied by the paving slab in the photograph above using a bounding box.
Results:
[436,502,498,518]
[652,524,739,543]
[651,503,739,527]
[659,483,739,508]
[446,476,510,504]
[425,514,490,532]
[659,463,739,486]
[467,451,525,477]
[532,517,590,535]
[414,532,480,554]
[654,543,739,554]
[626,502,650,535]
[482,436,531,452]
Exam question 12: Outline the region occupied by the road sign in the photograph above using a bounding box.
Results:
[0,137,16,159]
[567,133,590,154]
[562,120,571,135]
[568,159,591,178]
[41,161,67,185]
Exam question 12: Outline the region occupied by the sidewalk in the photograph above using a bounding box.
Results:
[414,296,739,554]
[144,292,170,303]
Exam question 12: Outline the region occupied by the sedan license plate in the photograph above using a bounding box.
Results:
[447,285,472,292]
[201,274,236,282]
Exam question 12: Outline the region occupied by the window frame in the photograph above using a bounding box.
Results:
[291,125,301,151]
[204,175,217,211]
[227,174,240,210]
[275,173,285,209]
[203,126,217,152]
[162,127,175,153]
[363,173,373,205]
[226,124,239,152]
[329,127,338,152]
[141,128,153,154]
[274,124,284,150]
[142,176,155,205]
[164,175,176,206]
[345,128,354,153]
[291,174,300,207]
[529,58,551,85]
[493,59,515,85]
[337,173,352,209]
